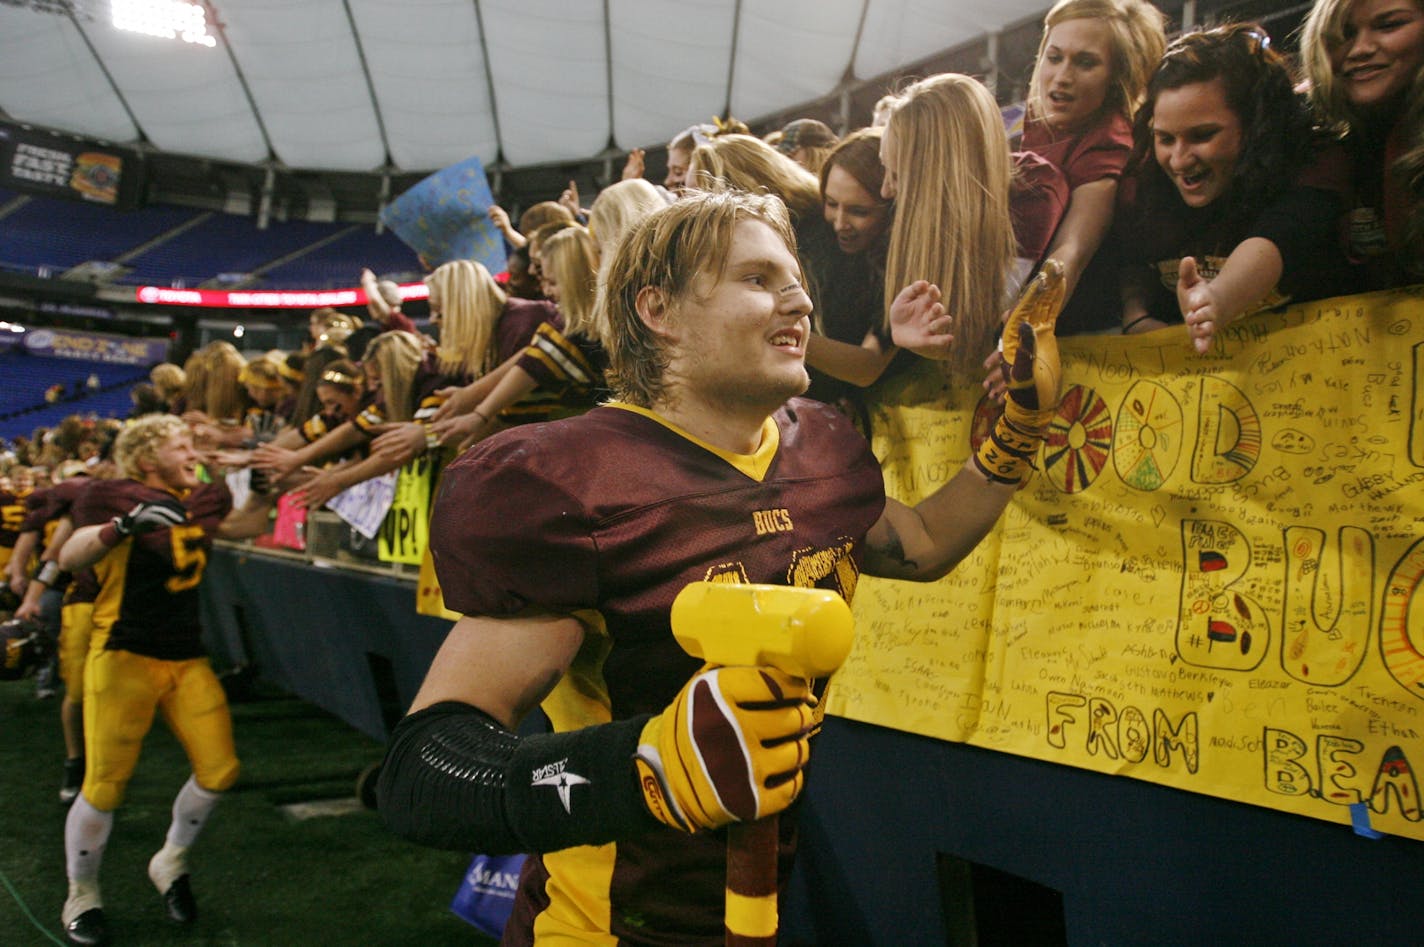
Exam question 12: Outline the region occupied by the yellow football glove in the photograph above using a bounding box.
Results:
[975,260,1065,484]
[635,665,814,833]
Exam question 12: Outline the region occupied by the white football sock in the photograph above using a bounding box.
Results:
[64,795,113,883]
[166,775,221,848]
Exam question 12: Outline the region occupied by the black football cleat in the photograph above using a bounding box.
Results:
[64,907,109,946]
[160,874,197,925]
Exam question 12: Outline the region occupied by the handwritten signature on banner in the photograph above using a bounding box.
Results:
[827,285,1424,842]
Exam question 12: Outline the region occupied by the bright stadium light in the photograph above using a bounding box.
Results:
[111,0,217,48]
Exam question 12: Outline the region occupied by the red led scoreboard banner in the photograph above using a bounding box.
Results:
[133,283,429,309]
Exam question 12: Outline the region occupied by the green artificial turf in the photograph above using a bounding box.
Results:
[0,676,496,946]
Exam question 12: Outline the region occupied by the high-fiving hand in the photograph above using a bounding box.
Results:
[973,260,1065,485]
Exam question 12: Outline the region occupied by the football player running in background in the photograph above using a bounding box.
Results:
[55,414,275,946]
[12,460,108,804]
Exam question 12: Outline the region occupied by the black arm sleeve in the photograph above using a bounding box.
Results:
[376,701,662,854]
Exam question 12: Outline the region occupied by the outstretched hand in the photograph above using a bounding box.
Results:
[488,205,517,242]
[889,280,955,359]
[980,306,1015,403]
[1177,256,1221,354]
[622,148,646,181]
[370,422,428,464]
[429,409,491,448]
[253,443,301,480]
[431,383,483,423]
[290,467,343,511]
[999,259,1066,433]
[558,180,582,219]
[214,448,254,469]
[970,261,1065,485]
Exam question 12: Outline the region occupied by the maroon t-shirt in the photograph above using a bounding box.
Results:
[72,479,232,660]
[1011,150,1071,263]
[496,298,561,367]
[384,310,418,335]
[1021,110,1134,190]
[431,398,886,944]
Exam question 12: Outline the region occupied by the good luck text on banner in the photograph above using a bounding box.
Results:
[826,285,1424,841]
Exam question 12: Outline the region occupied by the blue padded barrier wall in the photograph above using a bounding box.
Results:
[200,546,1424,945]
[782,717,1424,945]
[201,547,451,741]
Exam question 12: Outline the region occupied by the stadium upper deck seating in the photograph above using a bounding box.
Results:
[0,187,421,290]
[0,349,150,439]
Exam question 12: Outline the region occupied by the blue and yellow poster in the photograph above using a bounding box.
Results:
[379,154,507,274]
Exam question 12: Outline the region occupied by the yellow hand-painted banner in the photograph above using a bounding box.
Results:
[378,453,434,566]
[827,285,1424,842]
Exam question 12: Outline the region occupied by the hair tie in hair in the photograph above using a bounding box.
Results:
[321,370,358,387]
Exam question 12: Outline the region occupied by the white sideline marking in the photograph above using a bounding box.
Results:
[279,797,365,821]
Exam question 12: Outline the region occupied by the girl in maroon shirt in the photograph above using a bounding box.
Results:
[1020,0,1167,331]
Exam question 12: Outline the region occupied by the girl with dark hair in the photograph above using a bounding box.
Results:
[1119,23,1353,350]
[798,128,906,402]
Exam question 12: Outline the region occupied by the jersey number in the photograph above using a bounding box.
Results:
[165,524,207,593]
[1,503,24,532]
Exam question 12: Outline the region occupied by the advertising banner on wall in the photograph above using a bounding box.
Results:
[0,121,141,209]
[21,327,168,365]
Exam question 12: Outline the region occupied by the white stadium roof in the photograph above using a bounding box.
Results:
[0,0,1060,175]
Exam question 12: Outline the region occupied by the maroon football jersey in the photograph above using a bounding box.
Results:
[431,398,885,944]
[0,487,32,551]
[72,479,232,660]
[20,476,89,532]
[355,350,463,434]
[18,476,93,598]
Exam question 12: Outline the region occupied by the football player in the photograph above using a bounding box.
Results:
[1,464,37,597]
[378,189,1063,944]
[13,466,105,803]
[55,414,275,946]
